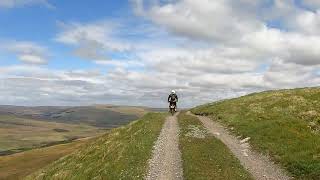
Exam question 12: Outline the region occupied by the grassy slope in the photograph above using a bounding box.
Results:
[26,113,166,180]
[0,115,103,153]
[94,105,148,117]
[0,138,90,180]
[0,105,141,128]
[38,106,140,128]
[191,87,320,179]
[178,112,253,180]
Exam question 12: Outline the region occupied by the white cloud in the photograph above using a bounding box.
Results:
[1,0,320,107]
[2,41,49,65]
[302,0,320,9]
[294,10,320,35]
[18,54,47,64]
[133,0,264,43]
[55,21,131,61]
[263,59,320,88]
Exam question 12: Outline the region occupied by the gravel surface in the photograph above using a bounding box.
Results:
[185,125,207,139]
[188,112,292,180]
[145,113,183,180]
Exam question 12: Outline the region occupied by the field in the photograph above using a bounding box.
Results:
[0,105,145,155]
[191,87,320,179]
[0,114,104,154]
[0,105,143,128]
[94,105,149,117]
[0,138,91,180]
[0,105,150,179]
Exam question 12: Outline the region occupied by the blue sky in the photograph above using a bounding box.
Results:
[0,0,133,70]
[0,0,319,107]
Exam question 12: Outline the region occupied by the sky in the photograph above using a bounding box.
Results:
[0,0,319,108]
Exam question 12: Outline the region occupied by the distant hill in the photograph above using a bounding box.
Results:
[11,87,320,179]
[0,105,148,128]
[0,105,150,156]
[0,114,103,154]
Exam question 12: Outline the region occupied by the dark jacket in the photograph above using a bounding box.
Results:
[168,93,178,102]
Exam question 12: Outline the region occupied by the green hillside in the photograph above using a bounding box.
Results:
[191,87,320,179]
[28,106,140,128]
[0,105,143,128]
[0,115,103,154]
[26,113,166,180]
[0,105,145,155]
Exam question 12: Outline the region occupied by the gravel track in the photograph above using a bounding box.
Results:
[145,113,183,180]
[189,112,292,180]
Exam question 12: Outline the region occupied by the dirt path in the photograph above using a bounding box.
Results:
[145,113,183,180]
[189,112,292,180]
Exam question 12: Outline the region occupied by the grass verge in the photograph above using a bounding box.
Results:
[178,112,253,180]
[26,112,166,180]
[191,87,320,179]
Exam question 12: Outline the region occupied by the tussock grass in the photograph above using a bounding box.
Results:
[178,112,253,180]
[191,87,320,179]
[26,113,166,180]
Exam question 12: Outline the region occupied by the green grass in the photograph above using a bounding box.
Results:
[0,105,142,128]
[26,112,166,180]
[191,87,320,179]
[178,112,253,180]
[0,138,90,180]
[41,106,140,128]
[0,115,104,153]
[94,105,149,117]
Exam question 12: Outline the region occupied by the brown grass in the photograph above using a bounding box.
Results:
[0,138,90,180]
[0,115,103,152]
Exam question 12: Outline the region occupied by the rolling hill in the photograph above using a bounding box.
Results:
[4,87,320,179]
[0,114,103,155]
[0,105,148,156]
[191,87,320,179]
[26,113,166,179]
[0,138,91,180]
[0,105,147,128]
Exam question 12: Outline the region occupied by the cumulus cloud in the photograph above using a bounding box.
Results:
[302,0,320,9]
[132,0,264,43]
[293,10,320,35]
[1,0,320,107]
[263,59,320,88]
[131,0,320,67]
[55,21,131,63]
[2,41,49,65]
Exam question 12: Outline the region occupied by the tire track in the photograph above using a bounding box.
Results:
[189,112,291,180]
[145,113,183,180]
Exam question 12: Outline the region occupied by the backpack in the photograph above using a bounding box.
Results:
[170,94,177,102]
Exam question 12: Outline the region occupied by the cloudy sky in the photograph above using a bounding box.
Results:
[0,0,319,107]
